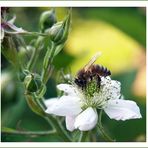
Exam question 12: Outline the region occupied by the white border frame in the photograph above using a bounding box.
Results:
[0,1,148,7]
[0,1,147,147]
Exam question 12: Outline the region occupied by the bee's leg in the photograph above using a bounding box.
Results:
[97,75,101,88]
[82,79,87,90]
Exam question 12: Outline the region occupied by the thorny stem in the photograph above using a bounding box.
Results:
[98,110,115,142]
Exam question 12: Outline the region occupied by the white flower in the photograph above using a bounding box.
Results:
[45,76,142,131]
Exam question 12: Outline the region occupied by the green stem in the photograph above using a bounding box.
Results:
[48,115,72,142]
[26,87,71,141]
[42,41,55,84]
[78,131,88,142]
[98,110,115,142]
[2,128,56,136]
[5,31,48,37]
[35,98,71,142]
[27,32,48,36]
[27,36,44,71]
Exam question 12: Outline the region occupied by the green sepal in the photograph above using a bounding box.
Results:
[46,22,64,44]
[24,73,42,93]
[28,78,38,92]
[19,70,30,82]
[35,84,47,99]
[39,9,57,32]
[25,94,45,117]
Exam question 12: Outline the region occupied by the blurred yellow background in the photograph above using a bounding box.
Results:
[65,19,146,99]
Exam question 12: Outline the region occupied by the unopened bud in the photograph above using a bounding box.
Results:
[47,22,64,44]
[24,73,42,93]
[39,9,57,33]
[46,10,71,45]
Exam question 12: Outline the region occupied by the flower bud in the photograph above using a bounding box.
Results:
[24,73,42,93]
[47,22,64,44]
[47,11,71,45]
[39,9,57,33]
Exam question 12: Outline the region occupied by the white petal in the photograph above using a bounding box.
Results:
[74,107,98,131]
[8,15,16,24]
[100,76,121,100]
[45,96,82,116]
[65,116,76,132]
[57,84,79,96]
[1,28,4,40]
[104,99,142,121]
[6,22,26,33]
[44,98,58,108]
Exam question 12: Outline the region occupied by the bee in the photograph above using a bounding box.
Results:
[74,52,111,89]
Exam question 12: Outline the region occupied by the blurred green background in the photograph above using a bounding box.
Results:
[1,7,146,142]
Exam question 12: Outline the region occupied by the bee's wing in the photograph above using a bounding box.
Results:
[84,52,102,71]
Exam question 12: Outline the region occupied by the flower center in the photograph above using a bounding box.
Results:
[74,64,111,110]
[81,77,108,110]
[82,77,105,110]
[75,77,101,109]
[84,77,100,98]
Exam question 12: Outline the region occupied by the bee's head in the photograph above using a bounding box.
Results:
[74,64,100,90]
